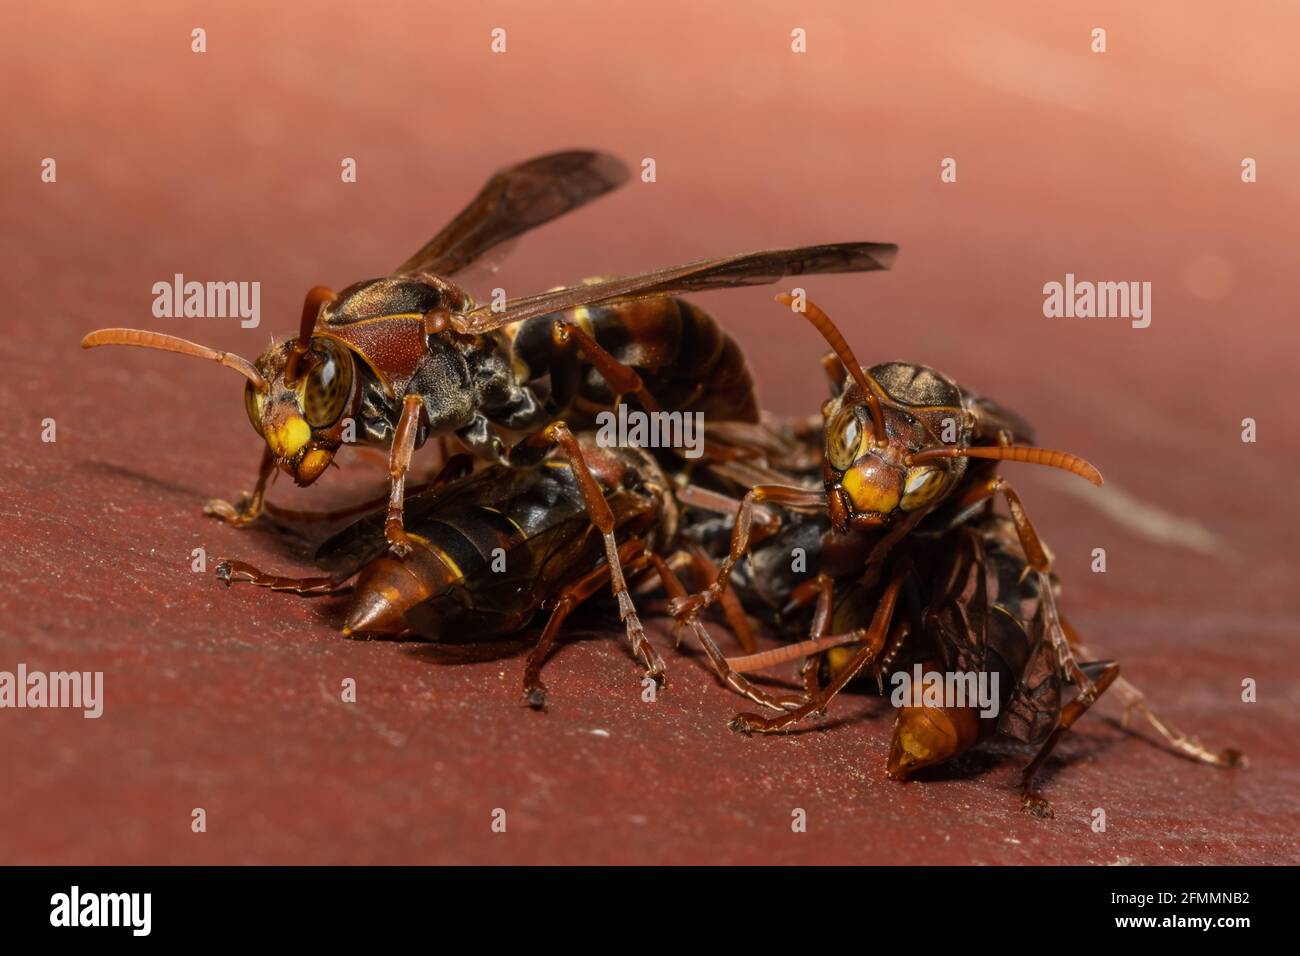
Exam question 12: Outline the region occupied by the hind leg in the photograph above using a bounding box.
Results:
[521,540,649,710]
[1061,618,1245,770]
[215,559,352,595]
[1021,660,1120,818]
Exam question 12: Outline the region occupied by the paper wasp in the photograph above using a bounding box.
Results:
[215,434,788,709]
[670,293,1104,679]
[710,514,1244,816]
[81,149,895,554]
[81,150,894,663]
[665,296,1240,812]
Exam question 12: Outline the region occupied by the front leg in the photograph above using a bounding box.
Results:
[204,446,275,527]
[668,484,820,622]
[730,565,906,734]
[384,394,427,556]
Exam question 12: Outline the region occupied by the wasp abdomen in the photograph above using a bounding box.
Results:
[512,296,760,425]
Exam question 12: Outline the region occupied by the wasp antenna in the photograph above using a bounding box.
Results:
[725,631,865,674]
[908,445,1103,486]
[288,286,337,382]
[775,293,886,445]
[81,328,267,393]
[298,286,336,350]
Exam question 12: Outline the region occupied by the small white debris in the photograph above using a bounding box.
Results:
[589,728,610,738]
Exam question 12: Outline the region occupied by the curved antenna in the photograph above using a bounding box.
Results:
[288,286,337,382]
[775,293,886,445]
[81,328,267,393]
[907,445,1103,486]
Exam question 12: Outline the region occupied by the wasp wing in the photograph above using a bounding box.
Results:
[452,242,899,335]
[966,392,1037,446]
[395,150,630,277]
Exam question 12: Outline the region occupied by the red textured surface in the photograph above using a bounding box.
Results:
[2,1,1298,865]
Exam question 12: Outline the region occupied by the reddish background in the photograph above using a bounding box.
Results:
[2,1,1297,864]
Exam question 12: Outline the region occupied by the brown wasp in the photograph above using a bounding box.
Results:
[81,150,894,546]
[713,514,1244,816]
[214,434,789,709]
[670,293,1105,696]
[82,150,894,663]
[667,296,1240,812]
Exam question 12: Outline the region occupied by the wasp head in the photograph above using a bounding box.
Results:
[820,366,969,535]
[245,334,358,486]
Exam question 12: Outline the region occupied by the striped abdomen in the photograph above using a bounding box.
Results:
[511,296,760,425]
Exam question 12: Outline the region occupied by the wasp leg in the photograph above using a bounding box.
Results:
[683,543,758,654]
[552,320,662,414]
[204,446,275,527]
[515,421,666,686]
[669,484,820,623]
[215,559,352,595]
[1060,619,1245,770]
[522,540,649,711]
[648,554,808,713]
[1020,661,1121,818]
[729,565,907,733]
[948,476,1095,698]
[383,394,428,557]
[799,574,840,707]
[551,320,754,463]
[718,573,843,713]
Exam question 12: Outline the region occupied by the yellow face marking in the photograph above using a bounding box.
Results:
[841,463,900,515]
[267,415,311,459]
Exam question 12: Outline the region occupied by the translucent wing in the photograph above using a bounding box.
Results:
[452,242,899,334]
[395,150,630,277]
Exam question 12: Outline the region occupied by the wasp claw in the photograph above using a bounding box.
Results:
[522,684,548,711]
[204,496,259,527]
[1021,792,1054,819]
[386,534,414,558]
[729,713,761,735]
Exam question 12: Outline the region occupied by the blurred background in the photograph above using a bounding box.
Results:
[1,1,1297,864]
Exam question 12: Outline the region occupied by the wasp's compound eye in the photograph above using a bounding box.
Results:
[244,381,265,437]
[900,466,946,512]
[301,338,353,428]
[826,407,865,472]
